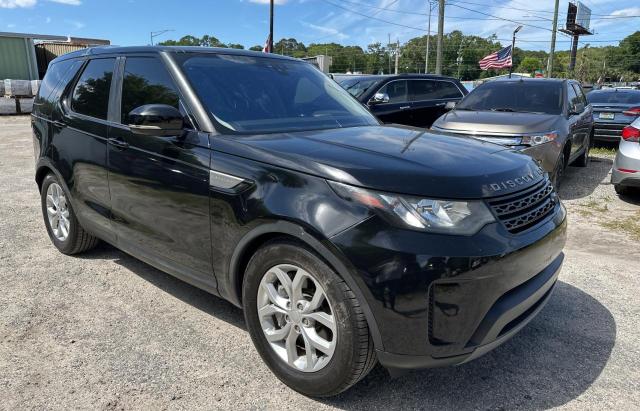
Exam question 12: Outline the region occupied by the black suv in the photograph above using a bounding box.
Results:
[334,74,467,127]
[32,47,566,397]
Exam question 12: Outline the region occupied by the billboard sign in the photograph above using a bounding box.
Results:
[566,1,592,34]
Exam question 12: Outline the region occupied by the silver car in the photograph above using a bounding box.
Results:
[612,117,640,195]
[432,78,594,186]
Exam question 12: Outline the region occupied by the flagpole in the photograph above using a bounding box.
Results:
[509,25,522,78]
[269,0,274,53]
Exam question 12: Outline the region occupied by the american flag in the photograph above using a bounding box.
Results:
[262,34,272,53]
[479,45,513,70]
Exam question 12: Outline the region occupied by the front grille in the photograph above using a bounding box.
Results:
[488,179,557,233]
[594,123,625,139]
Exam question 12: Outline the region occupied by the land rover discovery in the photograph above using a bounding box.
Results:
[32,47,567,397]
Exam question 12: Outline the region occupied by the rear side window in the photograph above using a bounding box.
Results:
[409,80,437,101]
[71,58,115,120]
[377,80,408,104]
[35,59,81,117]
[572,84,587,106]
[567,83,581,111]
[121,57,180,124]
[433,81,463,99]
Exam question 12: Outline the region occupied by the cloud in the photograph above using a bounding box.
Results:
[48,0,81,4]
[610,7,640,16]
[301,21,349,40]
[0,0,36,8]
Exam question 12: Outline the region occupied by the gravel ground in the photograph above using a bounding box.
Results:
[1,115,639,410]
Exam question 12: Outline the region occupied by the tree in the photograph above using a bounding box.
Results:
[249,45,263,52]
[227,43,245,49]
[517,57,543,76]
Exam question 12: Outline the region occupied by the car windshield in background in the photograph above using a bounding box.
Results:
[587,90,640,104]
[456,81,563,115]
[178,55,378,133]
[336,77,381,99]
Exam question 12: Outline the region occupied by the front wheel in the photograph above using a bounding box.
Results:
[242,241,377,397]
[575,132,593,167]
[552,153,566,189]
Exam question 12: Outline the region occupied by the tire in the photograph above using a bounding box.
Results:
[552,153,566,189]
[575,132,593,167]
[242,241,377,397]
[614,184,629,196]
[41,173,99,255]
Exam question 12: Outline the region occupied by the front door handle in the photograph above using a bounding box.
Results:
[399,106,411,110]
[52,120,65,128]
[108,138,129,149]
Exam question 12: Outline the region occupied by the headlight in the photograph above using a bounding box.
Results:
[521,131,558,146]
[328,181,496,235]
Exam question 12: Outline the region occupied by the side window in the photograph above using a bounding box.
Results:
[409,80,437,101]
[572,83,587,106]
[35,59,81,117]
[433,81,463,99]
[71,58,115,120]
[121,57,180,124]
[376,80,408,104]
[567,83,580,113]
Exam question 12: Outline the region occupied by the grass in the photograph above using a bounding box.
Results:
[601,212,640,241]
[590,146,617,156]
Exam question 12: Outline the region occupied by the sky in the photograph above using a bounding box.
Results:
[0,0,638,51]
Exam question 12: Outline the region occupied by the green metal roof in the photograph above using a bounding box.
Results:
[0,36,37,80]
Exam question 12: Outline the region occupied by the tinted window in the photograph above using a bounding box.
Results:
[409,80,437,101]
[121,57,180,124]
[456,81,563,115]
[567,83,581,112]
[337,77,381,99]
[572,84,587,106]
[377,80,408,103]
[433,81,463,99]
[587,90,640,104]
[71,58,115,120]
[179,54,377,133]
[35,59,81,116]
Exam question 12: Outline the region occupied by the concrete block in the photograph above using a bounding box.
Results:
[0,98,17,114]
[18,98,34,114]
[4,79,32,97]
[31,80,41,97]
[3,80,9,97]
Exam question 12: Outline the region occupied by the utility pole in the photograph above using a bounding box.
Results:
[435,0,445,74]
[547,0,559,77]
[269,0,274,53]
[425,1,435,74]
[395,39,400,74]
[150,29,173,46]
[388,33,392,74]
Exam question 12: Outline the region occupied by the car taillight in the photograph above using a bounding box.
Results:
[621,126,640,142]
[622,107,640,116]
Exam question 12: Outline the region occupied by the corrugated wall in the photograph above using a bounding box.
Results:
[0,37,33,80]
[34,43,86,78]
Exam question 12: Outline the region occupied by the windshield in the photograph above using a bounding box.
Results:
[177,54,378,133]
[588,90,640,105]
[336,77,381,99]
[456,81,563,115]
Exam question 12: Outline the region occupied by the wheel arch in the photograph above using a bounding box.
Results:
[228,220,384,350]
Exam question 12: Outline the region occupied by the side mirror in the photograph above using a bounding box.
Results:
[369,92,389,105]
[127,104,185,136]
[445,101,457,110]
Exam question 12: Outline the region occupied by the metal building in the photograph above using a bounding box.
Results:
[0,32,110,80]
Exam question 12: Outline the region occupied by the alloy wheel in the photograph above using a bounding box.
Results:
[46,182,70,241]
[257,264,336,372]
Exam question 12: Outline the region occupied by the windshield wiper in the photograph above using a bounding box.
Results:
[490,107,516,112]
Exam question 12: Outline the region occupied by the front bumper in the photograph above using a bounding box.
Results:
[330,201,567,371]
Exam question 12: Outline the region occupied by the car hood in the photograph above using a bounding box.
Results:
[433,110,560,135]
[212,125,544,199]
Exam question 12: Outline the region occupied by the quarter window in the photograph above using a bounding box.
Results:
[377,80,408,104]
[71,58,115,120]
[121,57,180,124]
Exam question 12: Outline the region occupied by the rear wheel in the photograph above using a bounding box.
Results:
[242,241,376,397]
[614,184,629,196]
[40,173,99,255]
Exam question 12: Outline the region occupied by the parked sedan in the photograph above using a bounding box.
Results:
[334,74,467,128]
[612,117,640,195]
[587,89,640,142]
[432,78,594,186]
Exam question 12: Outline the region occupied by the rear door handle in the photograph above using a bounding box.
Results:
[108,138,129,149]
[399,106,411,110]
